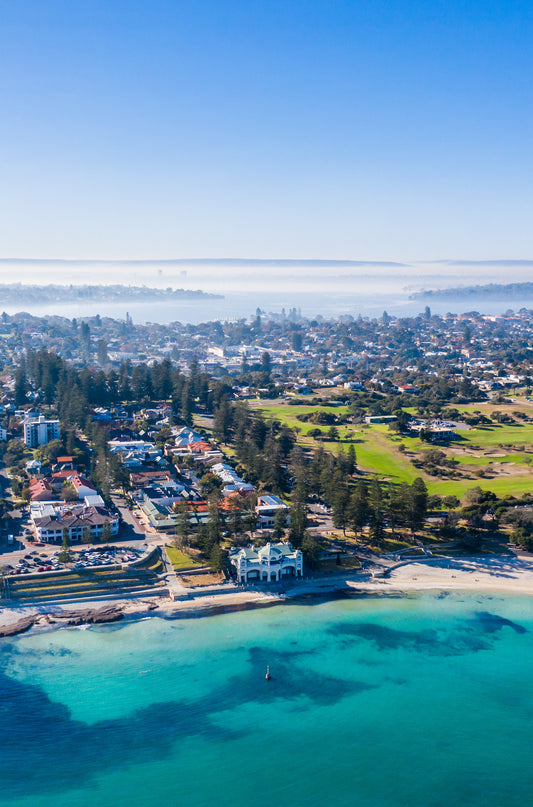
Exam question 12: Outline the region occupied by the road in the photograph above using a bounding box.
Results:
[307,503,333,534]
[110,492,147,542]
[110,492,187,597]
[0,463,27,555]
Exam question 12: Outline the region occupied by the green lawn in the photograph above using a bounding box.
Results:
[165,545,202,570]
[253,402,351,428]
[459,425,533,448]
[253,399,533,499]
[255,402,420,483]
[324,428,418,483]
[451,452,530,466]
[427,475,533,498]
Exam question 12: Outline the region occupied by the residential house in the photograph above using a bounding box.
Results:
[211,462,255,496]
[69,475,97,499]
[28,478,53,502]
[108,440,165,468]
[25,459,42,474]
[129,469,175,489]
[255,494,290,529]
[172,426,205,446]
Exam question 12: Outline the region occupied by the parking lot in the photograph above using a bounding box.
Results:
[6,545,143,575]
[73,546,141,569]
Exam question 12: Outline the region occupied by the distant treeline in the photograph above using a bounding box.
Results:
[0,284,223,303]
[411,282,533,301]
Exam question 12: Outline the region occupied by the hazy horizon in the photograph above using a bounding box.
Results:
[1,256,533,325]
[1,257,533,297]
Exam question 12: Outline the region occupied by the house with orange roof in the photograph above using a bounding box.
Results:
[28,478,54,502]
[69,475,97,499]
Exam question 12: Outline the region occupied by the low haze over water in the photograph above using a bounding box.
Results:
[3,259,533,323]
[2,592,533,807]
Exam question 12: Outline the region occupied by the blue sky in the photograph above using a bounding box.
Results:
[1,0,532,262]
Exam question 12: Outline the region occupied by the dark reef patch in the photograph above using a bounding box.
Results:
[474,611,527,634]
[328,622,493,655]
[0,668,240,800]
[0,643,368,799]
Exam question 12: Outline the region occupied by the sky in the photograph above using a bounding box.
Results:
[1,0,533,263]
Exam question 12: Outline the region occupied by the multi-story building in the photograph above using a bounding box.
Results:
[23,414,60,447]
[255,494,290,529]
[30,503,119,543]
[229,542,303,584]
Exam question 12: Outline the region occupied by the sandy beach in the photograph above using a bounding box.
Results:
[356,553,533,594]
[2,553,533,635]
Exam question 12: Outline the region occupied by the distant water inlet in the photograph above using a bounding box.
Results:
[1,591,533,807]
[3,259,533,322]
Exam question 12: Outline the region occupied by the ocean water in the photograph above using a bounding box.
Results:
[1,592,533,807]
[4,290,533,325]
[3,259,533,323]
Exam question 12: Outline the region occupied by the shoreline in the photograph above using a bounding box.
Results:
[3,553,533,637]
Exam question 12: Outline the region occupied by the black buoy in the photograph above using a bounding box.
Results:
[265,665,271,680]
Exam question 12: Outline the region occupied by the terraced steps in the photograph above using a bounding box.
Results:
[11,585,168,604]
[6,551,167,603]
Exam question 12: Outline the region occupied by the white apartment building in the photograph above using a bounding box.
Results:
[23,415,60,447]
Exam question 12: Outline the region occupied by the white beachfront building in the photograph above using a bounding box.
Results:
[229,542,303,584]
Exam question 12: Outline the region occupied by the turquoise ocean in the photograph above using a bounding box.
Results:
[1,592,533,807]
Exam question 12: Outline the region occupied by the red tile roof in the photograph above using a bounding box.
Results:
[70,475,96,491]
[29,479,53,500]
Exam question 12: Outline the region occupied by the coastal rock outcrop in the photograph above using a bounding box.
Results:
[50,607,125,625]
[0,616,38,637]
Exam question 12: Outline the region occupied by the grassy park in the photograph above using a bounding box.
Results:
[165,545,203,570]
[251,399,533,500]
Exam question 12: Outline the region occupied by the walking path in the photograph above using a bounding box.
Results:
[160,545,190,600]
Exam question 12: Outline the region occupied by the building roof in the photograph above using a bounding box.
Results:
[185,441,213,453]
[51,470,76,482]
[229,542,300,562]
[33,505,116,530]
[256,494,286,509]
[129,469,173,487]
[172,427,204,446]
[69,475,97,491]
[29,479,53,499]
[84,494,105,508]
